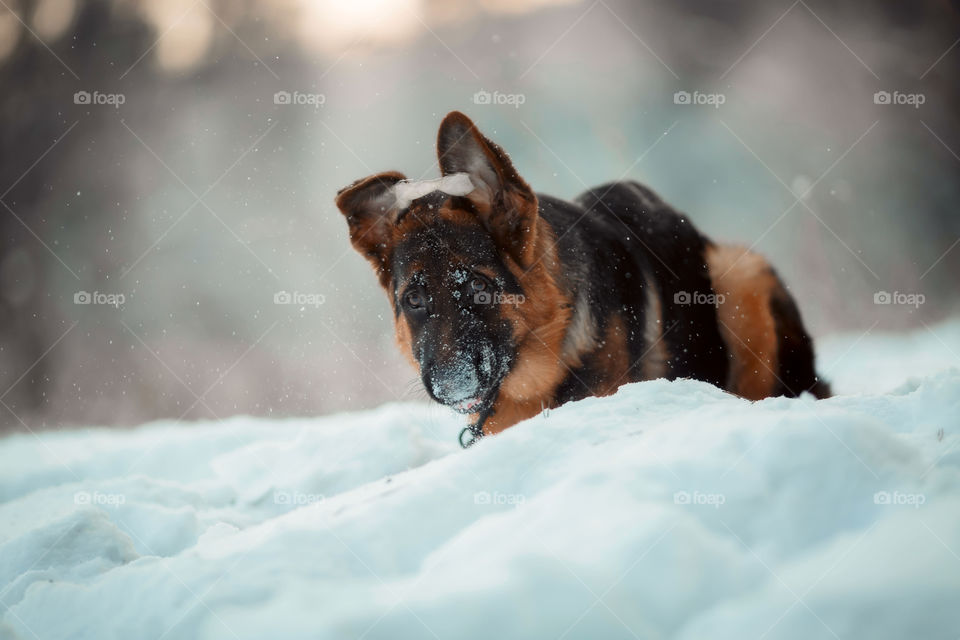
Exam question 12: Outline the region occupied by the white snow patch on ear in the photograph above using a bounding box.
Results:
[393,173,474,210]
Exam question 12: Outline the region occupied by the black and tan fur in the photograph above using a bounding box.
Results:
[335,112,829,439]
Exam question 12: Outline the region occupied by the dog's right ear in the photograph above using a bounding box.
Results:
[335,171,406,283]
[436,111,539,268]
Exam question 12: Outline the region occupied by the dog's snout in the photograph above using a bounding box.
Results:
[423,357,480,404]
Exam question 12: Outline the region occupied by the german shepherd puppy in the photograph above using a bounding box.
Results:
[336,111,829,445]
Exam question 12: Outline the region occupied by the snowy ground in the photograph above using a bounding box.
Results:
[2,321,959,640]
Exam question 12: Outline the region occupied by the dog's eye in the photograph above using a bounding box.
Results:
[469,277,486,292]
[405,290,424,309]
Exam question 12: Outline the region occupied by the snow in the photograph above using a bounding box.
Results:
[2,321,960,639]
[393,173,474,209]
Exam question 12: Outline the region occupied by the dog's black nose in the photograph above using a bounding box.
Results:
[423,359,481,405]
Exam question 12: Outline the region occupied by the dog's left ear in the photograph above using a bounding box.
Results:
[437,111,539,267]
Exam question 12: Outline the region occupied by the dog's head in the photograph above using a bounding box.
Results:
[335,112,542,415]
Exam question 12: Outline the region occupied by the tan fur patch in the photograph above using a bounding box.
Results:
[640,275,669,380]
[482,397,546,435]
[497,222,572,403]
[593,314,630,396]
[706,244,779,400]
[393,315,418,370]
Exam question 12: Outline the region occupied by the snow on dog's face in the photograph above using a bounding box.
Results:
[389,218,517,413]
[335,111,555,417]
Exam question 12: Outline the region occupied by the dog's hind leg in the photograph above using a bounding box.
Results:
[706,245,779,400]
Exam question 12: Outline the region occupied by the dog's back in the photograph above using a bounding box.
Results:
[543,179,828,402]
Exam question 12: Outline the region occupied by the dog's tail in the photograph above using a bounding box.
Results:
[808,377,832,399]
[768,275,832,399]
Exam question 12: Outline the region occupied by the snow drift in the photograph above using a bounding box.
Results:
[1,322,959,639]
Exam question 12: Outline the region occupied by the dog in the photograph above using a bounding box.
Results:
[335,111,829,446]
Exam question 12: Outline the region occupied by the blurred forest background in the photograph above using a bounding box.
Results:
[1,0,959,431]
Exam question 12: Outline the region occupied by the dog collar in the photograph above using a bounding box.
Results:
[459,422,484,448]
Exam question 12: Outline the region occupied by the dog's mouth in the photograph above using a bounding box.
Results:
[447,384,498,415]
[451,397,484,413]
[450,397,486,413]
